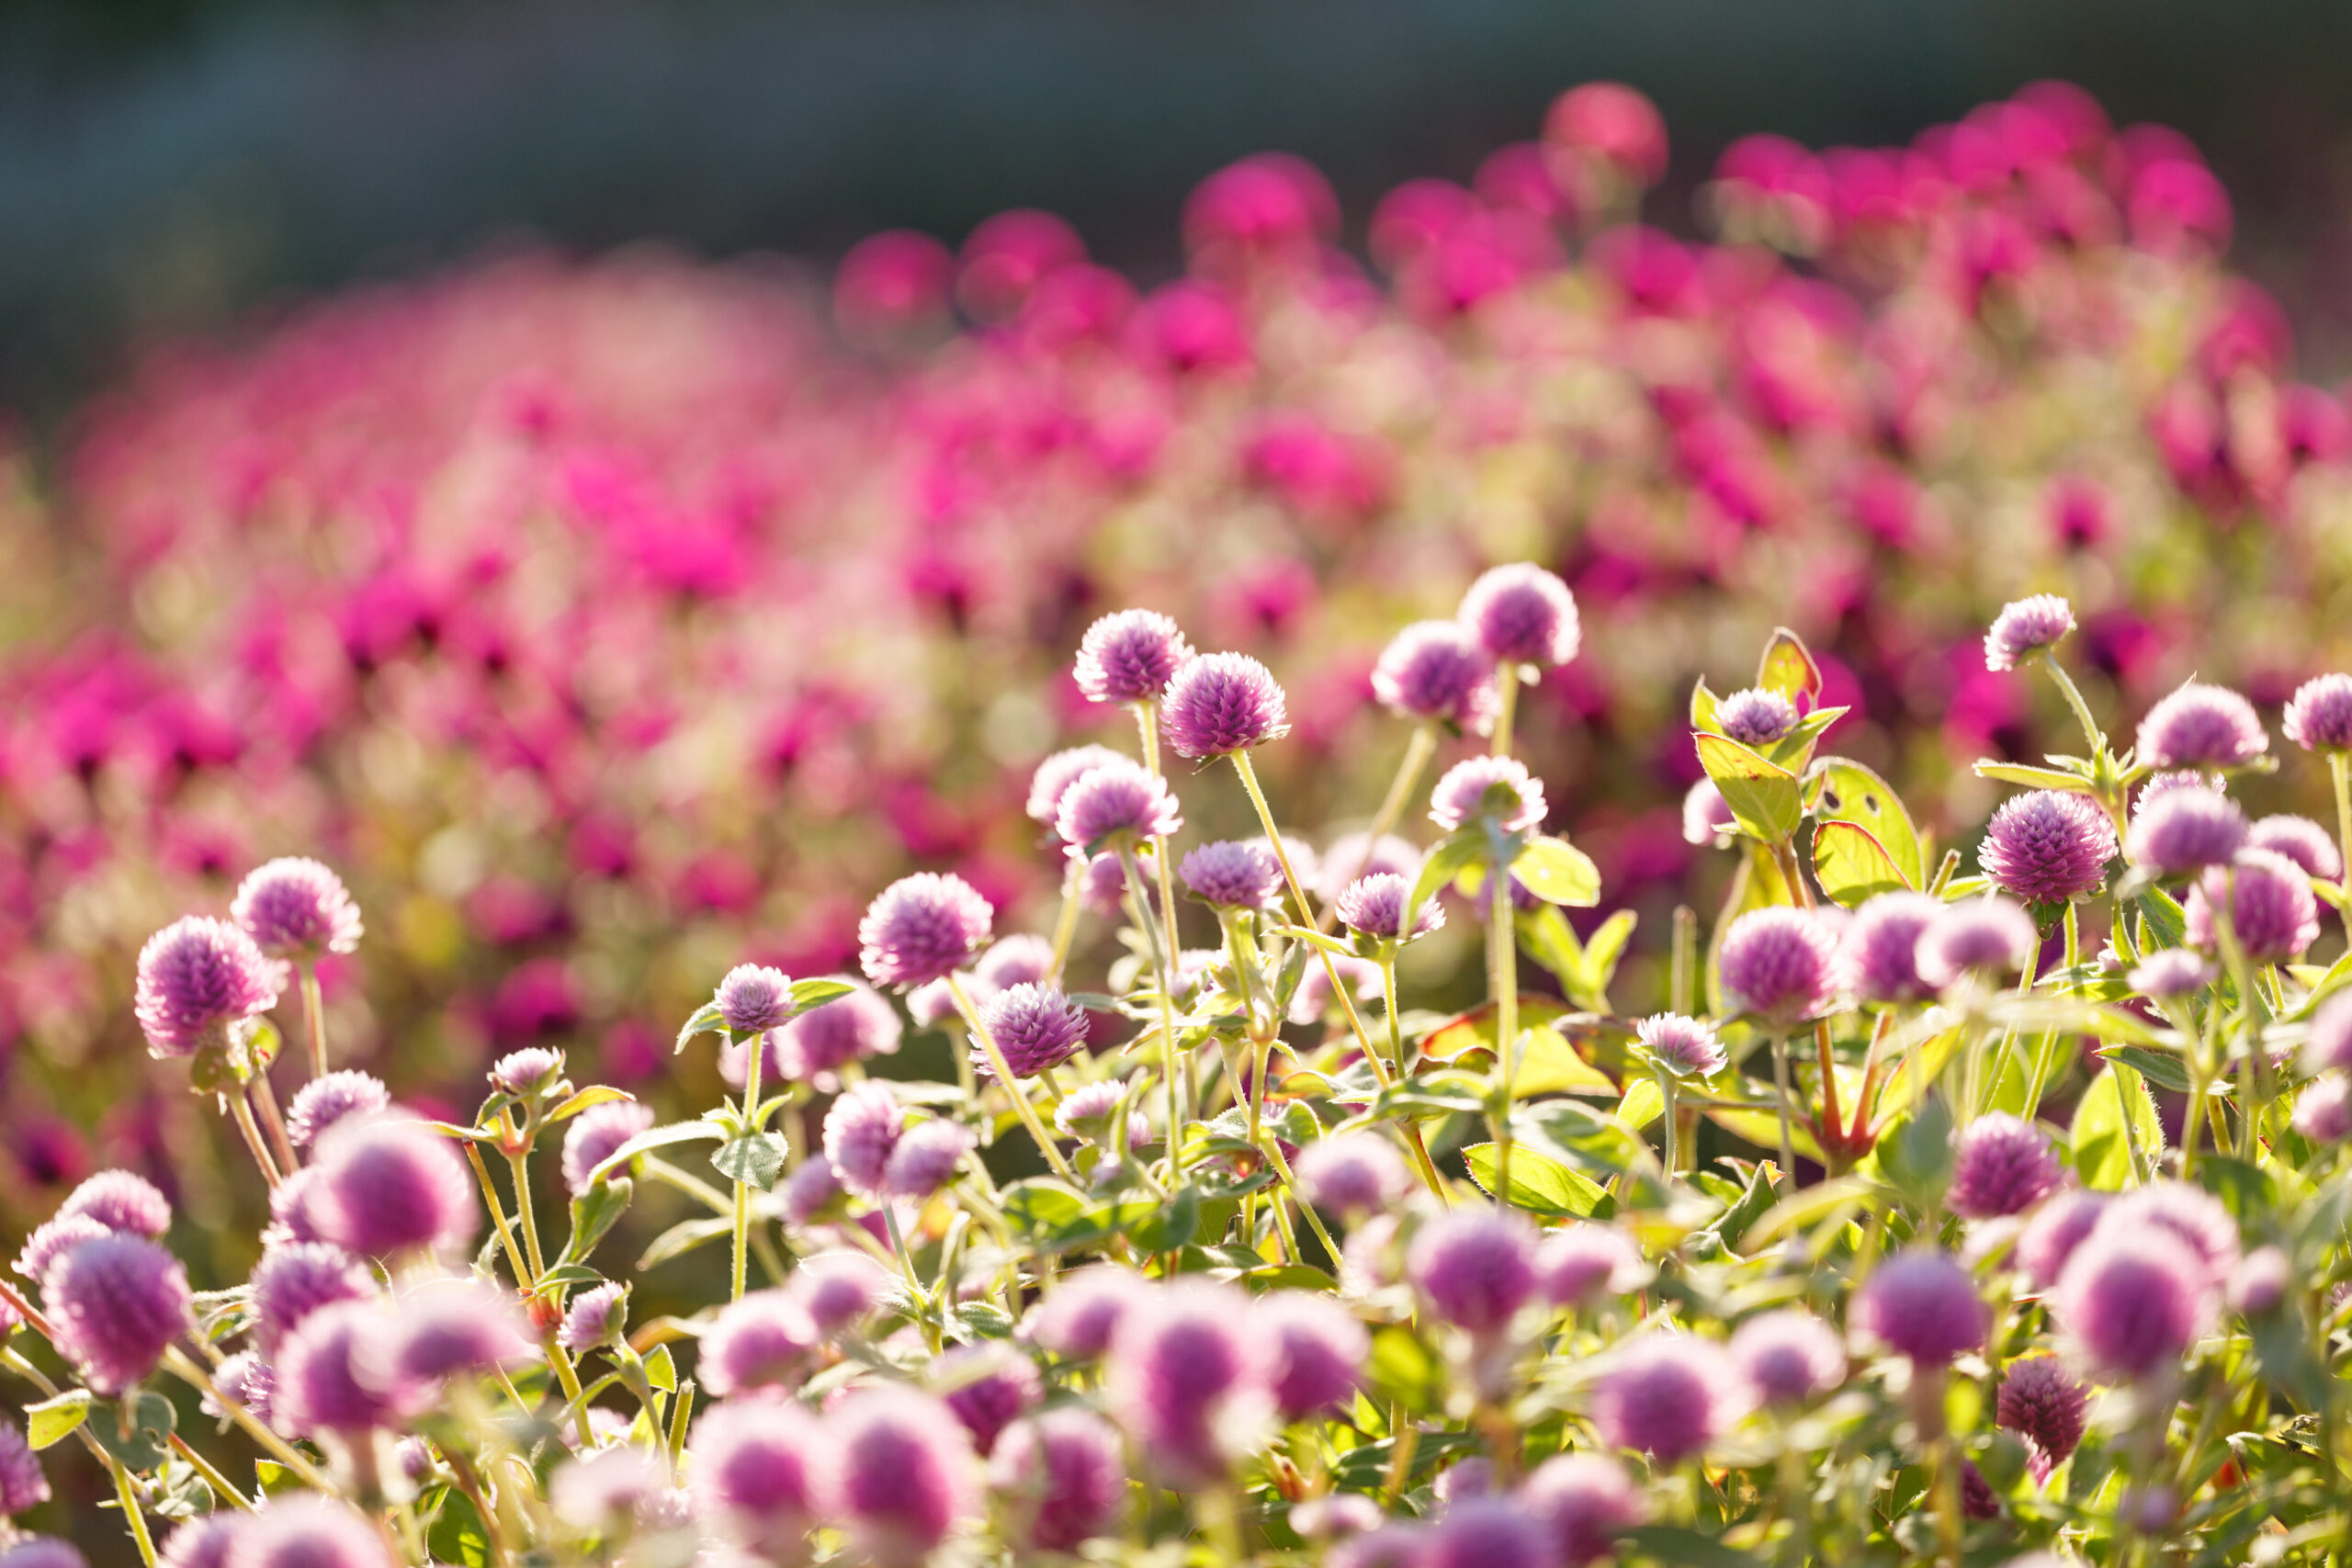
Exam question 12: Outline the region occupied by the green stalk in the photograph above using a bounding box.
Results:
[1046,855,1084,982]
[948,973,1081,1184]
[2333,752,2352,950]
[1490,863,1521,1208]
[109,1456,159,1568]
[730,1028,764,1303]
[1491,662,1521,758]
[1116,840,1187,1183]
[1770,1031,1797,1180]
[1657,1066,1680,1176]
[300,961,330,1078]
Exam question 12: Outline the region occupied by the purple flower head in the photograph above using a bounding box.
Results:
[1460,562,1580,667]
[860,874,994,990]
[1422,1498,1552,1568]
[1053,1078,1131,1142]
[772,981,902,1080]
[0,1422,49,1515]
[2128,786,2247,875]
[1521,1452,1648,1567]
[1106,1281,1264,1488]
[57,1169,171,1237]
[1071,847,1143,917]
[262,1168,325,1248]
[989,1409,1127,1552]
[13,1217,107,1287]
[701,1290,820,1396]
[159,1519,234,1568]
[1289,1494,1384,1540]
[691,1394,824,1559]
[1180,840,1284,910]
[2016,1190,2111,1291]
[286,1072,390,1148]
[824,1080,905,1196]
[1847,892,1942,1004]
[223,1496,390,1568]
[1729,1310,1846,1406]
[1160,651,1290,759]
[975,936,1054,992]
[232,858,364,961]
[249,1241,376,1353]
[2294,1075,2352,1141]
[2108,1179,2242,1284]
[1056,759,1182,852]
[1407,1207,1541,1337]
[1330,1526,1430,1568]
[1948,1112,2065,1219]
[782,1156,848,1227]
[44,1231,190,1395]
[1916,897,2039,989]
[133,916,286,1059]
[787,1251,890,1336]
[1996,1355,2087,1482]
[2308,993,2352,1075]
[1294,1133,1408,1215]
[487,1047,564,1099]
[1337,874,1444,942]
[0,1544,83,1568]
[886,1118,978,1199]
[1719,907,1844,1024]
[1590,1336,1752,1466]
[2052,1225,2216,1379]
[1961,1461,2001,1520]
[1026,745,1129,831]
[1317,831,1422,904]
[558,1281,627,1352]
[2228,1245,2291,1315]
[1534,1223,1648,1310]
[1372,620,1498,733]
[1713,687,1800,748]
[934,1343,1043,1455]
[308,1115,477,1260]
[1636,1013,1724,1077]
[1025,1268,1148,1360]
[1075,608,1193,705]
[364,1279,536,1411]
[1851,1249,1988,1364]
[204,1353,273,1428]
[1682,778,1736,847]
[2285,672,2352,753]
[2137,682,2269,771]
[1428,755,1545,834]
[1984,593,2075,671]
[550,1444,675,1532]
[2250,814,2345,881]
[2129,947,2215,998]
[2186,848,2321,962]
[977,982,1089,1079]
[274,1300,396,1435]
[1981,790,2117,903]
[1255,1292,1369,1419]
[560,1100,654,1196]
[821,1386,979,1566]
[715,964,795,1036]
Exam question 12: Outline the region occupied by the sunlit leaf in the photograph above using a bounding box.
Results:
[1692,734,1802,843]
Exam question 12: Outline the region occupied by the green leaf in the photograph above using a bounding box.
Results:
[1972,761,2095,792]
[560,1177,633,1265]
[1810,819,1912,908]
[1622,1524,1770,1568]
[1407,829,1488,932]
[1461,1142,1611,1217]
[1806,757,1925,888]
[1365,1325,1445,1415]
[428,1487,494,1568]
[1577,909,1637,1007]
[1510,837,1602,907]
[1876,1094,1953,1208]
[24,1390,90,1450]
[1689,676,1722,733]
[1692,733,1802,843]
[674,999,729,1054]
[246,1018,284,1073]
[2194,1154,2278,1223]
[1756,627,1823,705]
[642,1344,677,1393]
[424,1121,501,1145]
[2134,888,2190,953]
[710,1132,789,1190]
[1125,1187,1201,1251]
[1269,925,1362,958]
[587,1121,727,1186]
[789,978,857,1012]
[636,1215,732,1270]
[950,1302,1015,1341]
[2098,1044,2193,1097]
[1615,1077,1665,1131]
[2072,1066,2160,1190]
[92,1390,175,1472]
[544,1086,636,1126]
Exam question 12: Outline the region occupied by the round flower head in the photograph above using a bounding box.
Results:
[823,1080,905,1196]
[771,980,902,1080]
[1421,1497,1553,1568]
[559,1280,627,1352]
[860,873,994,990]
[1981,789,2117,903]
[1317,831,1421,904]
[1713,687,1800,748]
[1336,873,1443,942]
[975,935,1054,992]
[1459,562,1580,667]
[1428,755,1546,834]
[1850,1249,1988,1363]
[0,1544,83,1568]
[1916,897,2040,989]
[2307,992,2352,1074]
[2128,785,2247,875]
[1330,1525,1430,1568]
[1054,1079,1136,1143]
[57,1169,171,1237]
[1407,1206,1541,1337]
[1025,1267,1148,1360]
[1534,1223,1648,1310]
[133,916,285,1058]
[2293,1075,2352,1141]
[1071,848,1140,918]
[1289,1493,1383,1540]
[271,1299,395,1436]
[1996,1355,2088,1482]
[714,964,795,1036]
[1295,1133,1408,1215]
[782,1155,848,1226]
[1636,1013,1724,1077]
[2107,1179,2241,1284]
[307,1115,477,1260]
[1180,840,1283,911]
[1106,1281,1263,1488]
[1074,608,1193,705]
[486,1047,564,1100]
[1847,891,1942,1004]
[232,858,364,960]
[822,1386,978,1566]
[978,982,1089,1078]
[789,1252,890,1336]
[2228,1245,2291,1315]
[1948,1112,2065,1219]
[691,1394,824,1559]
[2051,1224,2216,1379]
[887,1118,978,1199]
[933,1342,1043,1455]
[1521,1452,1648,1567]
[2250,814,2345,881]
[1055,758,1182,852]
[1729,1310,1846,1406]
[249,1241,376,1353]
[2016,1189,2111,1291]
[2130,946,2215,998]
[223,1496,391,1568]
[44,1231,190,1395]
[0,1422,49,1514]
[700,1290,820,1395]
[561,1100,653,1196]
[204,1353,273,1428]
[160,1519,234,1568]
[1026,745,1129,832]
[14,1216,107,1285]
[2186,848,2321,962]
[1159,651,1290,759]
[1719,907,1843,1024]
[262,1168,324,1248]
[1372,620,1498,733]
[1255,1292,1369,1419]
[1682,778,1736,847]
[1984,593,2075,671]
[2136,682,2269,771]
[2284,672,2352,753]
[363,1280,536,1411]
[1590,1335,1752,1466]
[285,1071,390,1148]
[989,1408,1127,1553]
[551,1443,678,1532]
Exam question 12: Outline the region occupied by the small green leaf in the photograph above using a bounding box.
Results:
[1270,925,1361,958]
[709,1133,788,1191]
[2098,1044,2193,1097]
[24,1390,90,1450]
[2072,1066,2160,1190]
[560,1176,633,1265]
[1510,837,1602,907]
[588,1121,726,1186]
[950,1302,1015,1341]
[424,1121,500,1145]
[1407,830,1487,931]
[428,1487,494,1568]
[1615,1077,1665,1130]
[1810,819,1912,908]
[674,1000,729,1054]
[1461,1142,1611,1217]
[789,978,857,1012]
[544,1086,636,1126]
[636,1215,732,1270]
[1972,761,2095,791]
[642,1344,677,1393]
[1622,1524,1770,1568]
[1365,1325,1445,1415]
[1877,1094,1954,1208]
[1692,733,1803,843]
[1756,627,1823,705]
[1807,756,1926,888]
[1125,1187,1201,1251]
[1689,676,1722,734]
[1577,908,1637,1008]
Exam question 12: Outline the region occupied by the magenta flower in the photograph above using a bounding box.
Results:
[820,1387,978,1566]
[157,1520,233,1568]
[1728,1309,1846,1406]
[1682,779,1736,847]
[1074,609,1193,705]
[786,1252,889,1335]
[1635,1012,1724,1076]
[1915,897,2039,988]
[989,1409,1128,1552]
[2185,848,2320,963]
[1024,1268,1148,1360]
[44,1231,187,1395]
[1421,1498,1552,1568]
[285,1071,390,1148]
[1054,759,1182,852]
[560,1100,654,1196]
[775,981,902,1077]
[1106,1281,1261,1487]
[1025,745,1130,831]
[860,873,994,990]
[2108,1179,2241,1284]
[2249,814,2344,880]
[133,916,286,1059]
[2308,993,2352,1073]
[1533,1223,1647,1309]
[823,1080,905,1196]
[2128,946,2215,998]
[714,964,795,1035]
[13,1217,107,1286]
[1996,1355,2087,1482]
[1053,1079,1137,1143]
[0,1423,49,1515]
[2136,682,2268,771]
[1428,755,1546,834]
[2050,1225,2216,1380]
[691,1394,824,1560]
[978,982,1089,1078]
[1254,1292,1369,1419]
[249,1241,376,1353]
[272,1299,396,1436]
[1159,652,1290,759]
[306,1116,478,1260]
[231,858,364,961]
[0,1542,85,1568]
[1459,563,1580,668]
[1984,593,2075,671]
[1851,1249,1988,1364]
[1180,840,1284,910]
[558,1281,627,1353]
[1317,831,1423,903]
[1407,1207,1541,1337]
[1372,620,1498,733]
[933,1342,1043,1455]
[222,1497,391,1568]
[2228,1246,2290,1315]
[1336,873,1443,942]
[364,1280,536,1414]
[56,1169,171,1237]
[2015,1190,2111,1291]
[885,1118,978,1199]
[1980,789,2116,902]
[700,1291,820,1396]
[2284,672,2352,753]
[1948,1112,2065,1219]
[1713,687,1800,748]
[1847,892,1942,1004]
[2293,1076,2351,1141]
[1718,907,1843,1024]
[1293,1133,1408,1215]
[1521,1452,1648,1567]
[2128,785,2248,875]
[975,936,1055,991]
[1590,1336,1752,1465]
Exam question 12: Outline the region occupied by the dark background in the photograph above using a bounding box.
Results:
[7,0,2352,419]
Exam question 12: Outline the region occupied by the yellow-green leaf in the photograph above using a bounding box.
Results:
[25,1390,90,1450]
[1693,733,1802,843]
[1811,819,1912,908]
[1807,757,1925,889]
[1461,1142,1611,1217]
[1757,627,1824,705]
[1514,1027,1620,1096]
[1511,837,1602,908]
[2072,1065,2161,1190]
[1617,1077,1665,1130]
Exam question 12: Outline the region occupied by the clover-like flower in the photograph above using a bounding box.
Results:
[1160,652,1289,759]
[1459,562,1580,667]
[1428,756,1545,834]
[1074,609,1193,705]
[1980,789,2116,903]
[1372,620,1498,733]
[2136,681,2268,771]
[1984,593,2075,671]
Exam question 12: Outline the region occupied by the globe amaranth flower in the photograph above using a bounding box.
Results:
[232,857,365,961]
[1428,755,1546,834]
[978,982,1089,1078]
[361,1280,536,1416]
[249,1241,377,1353]
[1179,840,1283,910]
[713,964,795,1035]
[860,873,994,990]
[824,1080,905,1197]
[2250,813,2345,880]
[1681,779,1736,847]
[0,1422,49,1514]
[1335,873,1443,942]
[1459,562,1580,667]
[933,1342,1044,1455]
[307,1116,478,1260]
[1850,1249,1988,1363]
[1330,1524,1430,1568]
[2127,785,2246,875]
[821,1386,979,1566]
[1025,745,1129,832]
[2050,1225,2216,1380]
[1407,1207,1541,1337]
[989,1408,1128,1553]
[558,1281,628,1353]
[1534,1224,1647,1310]
[1521,1452,1648,1568]
[43,1231,191,1395]
[1024,1268,1148,1360]
[1372,620,1498,734]
[1316,831,1421,904]
[2284,672,2352,753]
[1071,847,1146,917]
[1105,1281,1264,1488]
[1590,1336,1753,1466]
[2185,848,2321,963]
[2228,1245,2291,1316]
[1718,907,1843,1024]
[1054,758,1182,852]
[1847,891,1942,1004]
[787,1251,890,1336]
[2308,993,2352,1074]
[1984,593,2075,671]
[1254,1292,1369,1420]
[2108,1179,2242,1285]
[1712,687,1800,748]
[1996,1355,2087,1482]
[2136,681,2269,771]
[1728,1310,1846,1405]
[56,1169,171,1237]
[0,1542,84,1568]
[203,1351,274,1429]
[13,1216,107,1287]
[1635,1012,1724,1077]
[1980,789,2117,902]
[1289,1493,1383,1540]
[1948,1112,2066,1219]
[223,1496,391,1568]
[1420,1498,1553,1568]
[775,980,902,1079]
[1916,897,2040,989]
[700,1290,820,1395]
[272,1298,397,1436]
[691,1394,824,1560]
[560,1100,654,1196]
[285,1071,390,1148]
[1293,1133,1407,1215]
[158,1519,234,1568]
[1159,651,1290,759]
[1052,1079,1135,1143]
[2293,1075,2352,1141]
[133,916,286,1059]
[2016,1189,2111,1291]
[1961,1461,2002,1520]
[886,1118,978,1199]
[1073,608,1193,705]
[2128,945,2214,999]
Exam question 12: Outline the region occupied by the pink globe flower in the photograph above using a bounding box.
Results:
[44,1232,190,1395]
[1254,1292,1369,1419]
[1915,897,2039,988]
[1635,1013,1724,1076]
[1590,1336,1753,1465]
[2136,682,2268,771]
[1106,1281,1262,1488]
[860,874,994,991]
[1713,688,1800,748]
[56,1169,171,1237]
[306,1116,478,1261]
[1024,1268,1149,1360]
[1055,759,1182,852]
[1984,594,2075,671]
[2128,786,2248,876]
[1293,1133,1408,1215]
[1728,1309,1846,1406]
[285,1071,390,1149]
[978,983,1089,1078]
[133,916,286,1059]
[1407,1208,1541,1337]
[2283,672,2352,753]
[222,1496,391,1568]
[822,1387,978,1565]
[1996,1355,2087,1482]
[1025,745,1129,832]
[1160,652,1290,759]
[1851,1249,1988,1364]
[691,1393,824,1560]
[933,1342,1044,1455]
[1372,621,1498,733]
[2050,1225,2216,1380]
[249,1241,376,1354]
[2185,849,2320,963]
[1428,756,1546,834]
[2248,814,2344,881]
[773,981,902,1079]
[1719,907,1843,1024]
[1074,609,1193,705]
[700,1291,820,1396]
[1847,892,1942,1004]
[561,1100,654,1196]
[885,1118,978,1199]
[1979,790,2116,903]
[0,1421,50,1515]
[1335,874,1443,942]
[1533,1223,1648,1310]
[1947,1112,2065,1219]
[2015,1190,2111,1291]
[823,1080,905,1197]
[231,857,364,960]
[1521,1452,1648,1567]
[713,964,795,1035]
[989,1408,1128,1553]
[1459,563,1581,668]
[1180,840,1284,911]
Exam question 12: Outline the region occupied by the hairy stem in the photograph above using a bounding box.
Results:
[948,973,1081,1184]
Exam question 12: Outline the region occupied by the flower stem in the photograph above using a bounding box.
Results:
[2040,652,2107,763]
[1770,1031,1797,1181]
[1490,865,1521,1208]
[163,1346,335,1491]
[465,1142,537,1287]
[1491,662,1521,758]
[1116,840,1188,1183]
[248,1070,300,1175]
[226,1089,282,1190]
[1046,854,1084,983]
[2332,752,2352,949]
[730,1030,764,1303]
[1323,723,1437,931]
[109,1450,160,1567]
[947,973,1081,1184]
[1657,1067,1679,1175]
